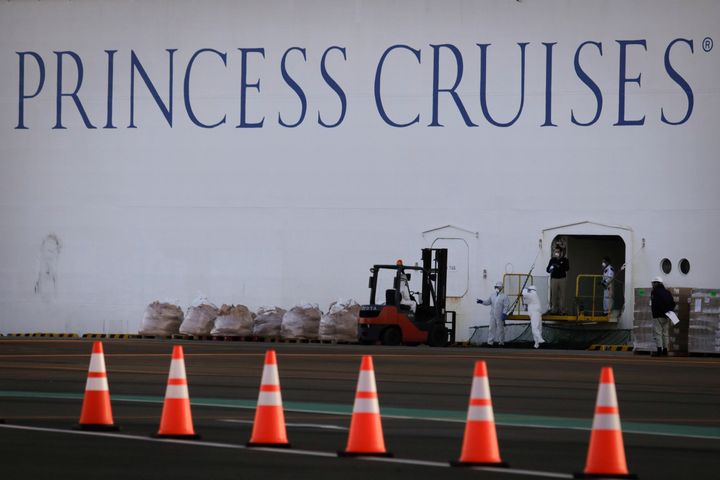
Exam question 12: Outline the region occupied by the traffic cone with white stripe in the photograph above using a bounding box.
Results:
[338,355,392,457]
[451,360,508,467]
[575,367,636,478]
[247,350,290,448]
[77,341,118,431]
[155,345,200,439]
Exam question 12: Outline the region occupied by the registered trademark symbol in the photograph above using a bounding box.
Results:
[703,37,713,52]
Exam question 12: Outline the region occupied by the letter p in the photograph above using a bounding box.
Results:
[17,51,46,129]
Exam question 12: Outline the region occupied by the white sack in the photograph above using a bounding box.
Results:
[211,304,254,336]
[252,306,286,337]
[281,303,322,339]
[179,301,219,336]
[319,298,360,342]
[139,301,184,335]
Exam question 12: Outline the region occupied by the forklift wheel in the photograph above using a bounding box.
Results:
[380,327,402,346]
[427,324,449,347]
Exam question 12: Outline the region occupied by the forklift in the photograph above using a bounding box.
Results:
[357,248,456,346]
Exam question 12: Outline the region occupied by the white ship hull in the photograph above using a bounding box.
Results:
[1,0,718,339]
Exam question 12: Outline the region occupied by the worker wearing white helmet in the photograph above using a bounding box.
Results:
[477,281,510,347]
[522,285,545,348]
[650,276,676,357]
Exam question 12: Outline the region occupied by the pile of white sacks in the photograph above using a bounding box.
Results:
[139,296,360,342]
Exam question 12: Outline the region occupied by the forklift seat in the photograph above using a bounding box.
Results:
[385,289,397,306]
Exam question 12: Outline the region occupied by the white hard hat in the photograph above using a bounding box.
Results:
[652,276,664,284]
[494,281,503,288]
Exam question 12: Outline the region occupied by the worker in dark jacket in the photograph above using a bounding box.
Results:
[546,246,570,314]
[650,276,676,357]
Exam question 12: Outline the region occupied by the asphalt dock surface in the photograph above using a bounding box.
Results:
[1,339,719,479]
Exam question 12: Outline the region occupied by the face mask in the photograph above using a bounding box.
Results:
[602,263,607,268]
[495,287,501,292]
[554,252,560,257]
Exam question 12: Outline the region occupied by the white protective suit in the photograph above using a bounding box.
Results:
[398,271,416,312]
[602,264,615,314]
[522,286,545,348]
[479,287,510,345]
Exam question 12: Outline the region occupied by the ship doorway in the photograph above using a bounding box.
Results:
[551,234,626,318]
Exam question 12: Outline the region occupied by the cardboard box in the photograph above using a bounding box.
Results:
[688,288,720,354]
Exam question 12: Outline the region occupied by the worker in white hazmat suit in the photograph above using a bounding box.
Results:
[522,285,545,348]
[601,256,615,315]
[396,259,416,312]
[477,281,510,346]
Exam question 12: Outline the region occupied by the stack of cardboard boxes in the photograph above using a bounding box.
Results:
[632,288,655,352]
[689,289,720,354]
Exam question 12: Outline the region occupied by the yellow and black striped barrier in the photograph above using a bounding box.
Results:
[5,333,80,338]
[588,344,633,352]
[82,333,142,339]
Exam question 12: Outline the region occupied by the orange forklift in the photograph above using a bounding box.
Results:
[358,248,456,346]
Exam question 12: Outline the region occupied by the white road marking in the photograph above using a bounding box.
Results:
[0,423,572,478]
[220,419,347,431]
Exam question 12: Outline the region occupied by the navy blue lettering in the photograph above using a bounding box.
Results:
[542,42,557,127]
[184,48,227,129]
[104,50,117,129]
[614,40,647,126]
[237,48,265,128]
[571,41,603,126]
[318,46,347,128]
[661,38,694,125]
[16,51,45,130]
[374,44,421,127]
[129,49,176,128]
[430,44,476,127]
[478,43,528,127]
[279,47,307,128]
[53,51,96,129]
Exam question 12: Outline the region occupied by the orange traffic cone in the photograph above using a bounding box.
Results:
[77,341,118,431]
[155,345,200,439]
[247,350,290,448]
[575,367,636,478]
[451,360,508,467]
[338,355,392,457]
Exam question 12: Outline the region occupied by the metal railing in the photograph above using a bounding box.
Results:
[574,274,612,319]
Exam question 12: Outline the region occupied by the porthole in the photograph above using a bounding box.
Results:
[660,258,672,275]
[679,258,690,275]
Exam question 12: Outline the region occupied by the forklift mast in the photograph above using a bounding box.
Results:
[421,248,447,313]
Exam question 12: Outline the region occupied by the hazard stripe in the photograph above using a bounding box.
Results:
[257,391,282,406]
[356,391,378,399]
[260,384,280,392]
[165,385,190,399]
[353,397,380,414]
[596,383,618,407]
[470,398,492,406]
[470,376,491,400]
[357,370,377,392]
[85,377,109,391]
[167,378,187,386]
[596,406,619,415]
[88,354,106,373]
[260,365,279,386]
[592,413,622,431]
[168,359,187,379]
[467,405,495,422]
